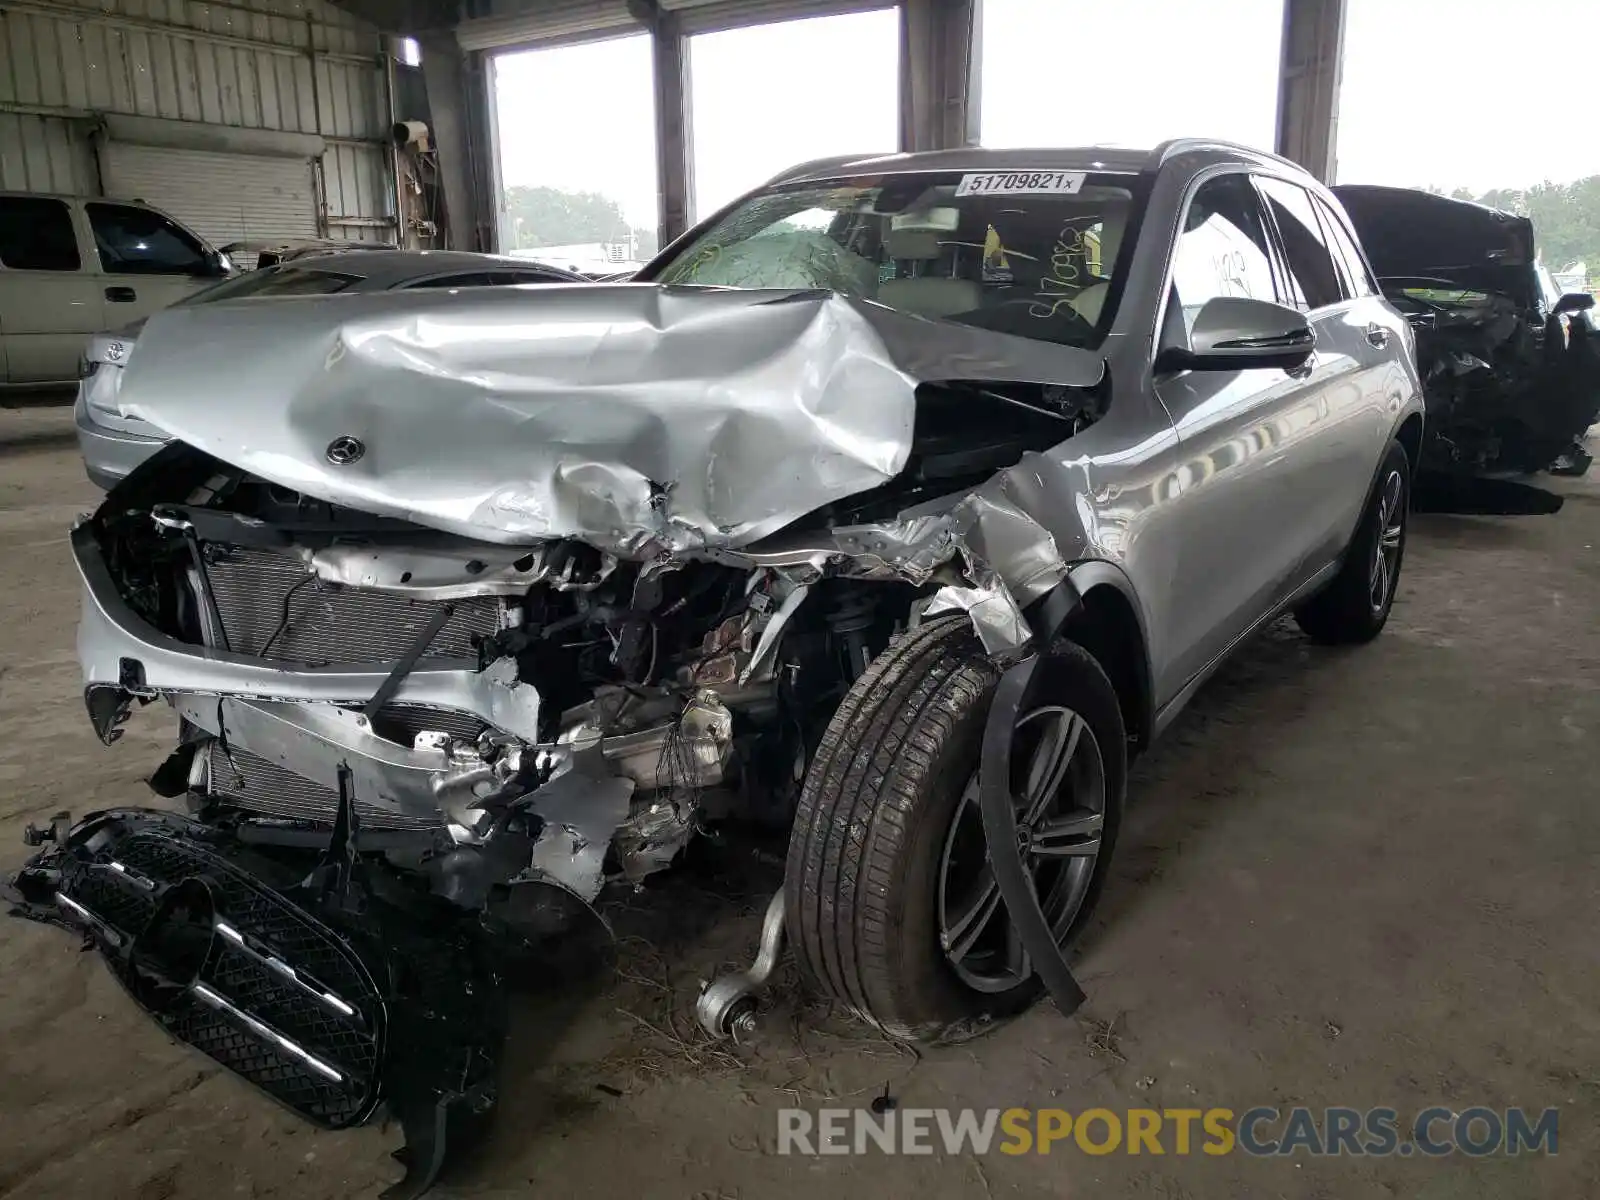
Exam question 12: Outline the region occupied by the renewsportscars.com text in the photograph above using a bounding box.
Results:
[777,1106,1559,1157]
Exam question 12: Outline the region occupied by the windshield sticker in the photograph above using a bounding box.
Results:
[956,171,1086,197]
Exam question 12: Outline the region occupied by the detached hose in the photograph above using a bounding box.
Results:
[977,649,1087,1016]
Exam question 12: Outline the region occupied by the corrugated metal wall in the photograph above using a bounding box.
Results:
[0,0,393,241]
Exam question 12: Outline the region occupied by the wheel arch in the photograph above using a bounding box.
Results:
[1033,561,1155,753]
[1394,410,1424,476]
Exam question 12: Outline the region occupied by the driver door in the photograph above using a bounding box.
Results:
[1153,172,1323,694]
[84,202,221,329]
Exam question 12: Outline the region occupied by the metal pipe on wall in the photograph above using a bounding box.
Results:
[383,47,408,247]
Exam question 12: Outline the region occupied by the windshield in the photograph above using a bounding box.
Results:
[177,265,365,305]
[648,170,1146,348]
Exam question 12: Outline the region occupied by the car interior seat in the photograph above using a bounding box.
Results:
[878,229,982,318]
[1068,207,1128,326]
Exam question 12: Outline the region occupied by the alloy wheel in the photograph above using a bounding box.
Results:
[1369,468,1405,613]
[936,704,1107,993]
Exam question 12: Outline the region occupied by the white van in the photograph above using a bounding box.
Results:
[0,193,230,385]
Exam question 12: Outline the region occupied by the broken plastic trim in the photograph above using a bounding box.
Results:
[978,653,1088,1018]
[975,582,1090,1018]
[4,808,506,1200]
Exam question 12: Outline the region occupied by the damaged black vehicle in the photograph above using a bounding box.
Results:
[1335,184,1600,479]
[10,143,1425,1194]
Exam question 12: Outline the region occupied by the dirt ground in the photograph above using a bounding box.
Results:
[1,401,1596,1200]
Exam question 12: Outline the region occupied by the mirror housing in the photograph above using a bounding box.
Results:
[1553,291,1594,316]
[196,250,232,278]
[1156,296,1316,372]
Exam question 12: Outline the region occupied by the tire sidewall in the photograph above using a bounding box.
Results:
[884,639,1128,1039]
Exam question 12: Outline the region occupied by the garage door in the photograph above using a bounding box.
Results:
[102,143,317,251]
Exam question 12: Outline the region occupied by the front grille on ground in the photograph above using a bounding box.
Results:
[65,823,385,1128]
[201,547,503,666]
[205,742,443,830]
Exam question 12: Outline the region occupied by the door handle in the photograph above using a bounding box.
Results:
[105,286,137,303]
[1364,323,1390,349]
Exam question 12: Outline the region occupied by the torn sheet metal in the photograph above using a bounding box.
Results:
[724,458,1072,637]
[923,579,1032,655]
[113,285,1102,556]
[302,537,617,599]
[522,757,633,901]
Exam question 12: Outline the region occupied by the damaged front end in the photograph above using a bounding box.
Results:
[1335,184,1600,477]
[12,283,1103,1187]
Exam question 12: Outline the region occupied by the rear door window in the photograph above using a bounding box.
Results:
[87,202,211,275]
[1256,176,1345,310]
[0,197,82,271]
[1311,197,1377,299]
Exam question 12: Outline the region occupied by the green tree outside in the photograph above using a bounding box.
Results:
[502,185,659,258]
[1430,177,1600,273]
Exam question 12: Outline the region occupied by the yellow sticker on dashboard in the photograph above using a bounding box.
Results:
[956,171,1086,197]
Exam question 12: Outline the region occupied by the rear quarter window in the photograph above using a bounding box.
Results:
[0,197,81,271]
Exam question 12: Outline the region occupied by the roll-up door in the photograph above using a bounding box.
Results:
[457,0,637,49]
[661,0,893,35]
[101,143,317,252]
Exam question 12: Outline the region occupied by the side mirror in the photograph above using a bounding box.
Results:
[1553,291,1594,316]
[1156,296,1316,373]
[197,251,231,278]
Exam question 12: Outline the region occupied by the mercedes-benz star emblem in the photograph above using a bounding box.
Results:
[325,436,365,465]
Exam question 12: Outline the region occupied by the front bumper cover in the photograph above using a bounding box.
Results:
[73,521,543,745]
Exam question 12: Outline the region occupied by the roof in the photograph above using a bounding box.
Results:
[0,191,160,204]
[764,140,1303,188]
[270,248,588,285]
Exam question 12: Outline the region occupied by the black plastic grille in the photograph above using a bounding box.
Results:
[64,828,384,1128]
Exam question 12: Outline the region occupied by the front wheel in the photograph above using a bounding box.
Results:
[1294,438,1410,645]
[784,617,1126,1041]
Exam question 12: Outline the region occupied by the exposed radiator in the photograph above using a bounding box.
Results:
[201,547,503,666]
[204,741,443,831]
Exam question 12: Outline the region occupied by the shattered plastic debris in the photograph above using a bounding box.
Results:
[4,808,505,1200]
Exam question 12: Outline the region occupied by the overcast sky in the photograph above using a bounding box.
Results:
[491,0,1597,240]
[1336,0,1596,191]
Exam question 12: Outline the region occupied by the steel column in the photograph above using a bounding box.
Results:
[640,3,695,244]
[898,0,979,153]
[418,31,481,250]
[1275,0,1348,182]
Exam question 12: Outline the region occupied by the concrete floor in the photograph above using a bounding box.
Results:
[1,404,1596,1199]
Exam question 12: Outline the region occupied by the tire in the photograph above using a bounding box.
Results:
[784,614,1126,1042]
[1294,438,1410,645]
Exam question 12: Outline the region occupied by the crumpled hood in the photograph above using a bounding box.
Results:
[115,283,1102,554]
